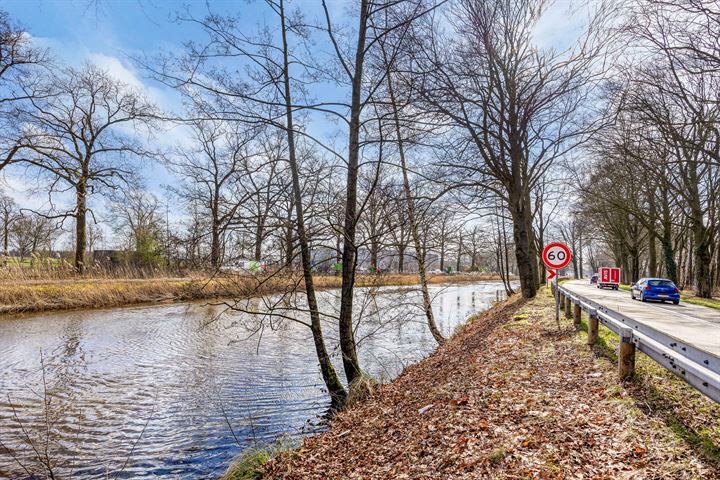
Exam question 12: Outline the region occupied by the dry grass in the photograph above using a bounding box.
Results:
[0,278,231,315]
[0,271,503,316]
[0,255,181,281]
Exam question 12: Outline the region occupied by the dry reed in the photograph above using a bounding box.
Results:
[0,268,504,316]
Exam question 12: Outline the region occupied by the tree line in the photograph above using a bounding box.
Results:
[575,0,720,296]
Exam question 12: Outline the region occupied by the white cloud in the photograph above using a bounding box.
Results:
[87,52,147,90]
[86,52,181,113]
[1,171,71,212]
[28,34,181,112]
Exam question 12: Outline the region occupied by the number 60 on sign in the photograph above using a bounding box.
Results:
[542,242,572,270]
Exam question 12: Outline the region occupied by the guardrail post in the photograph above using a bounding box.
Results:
[564,296,572,318]
[619,328,636,379]
[573,302,582,329]
[555,289,720,404]
[587,309,598,345]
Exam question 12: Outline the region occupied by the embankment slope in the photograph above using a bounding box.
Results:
[264,290,719,479]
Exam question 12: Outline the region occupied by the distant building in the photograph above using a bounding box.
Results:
[223,258,268,273]
[93,250,125,266]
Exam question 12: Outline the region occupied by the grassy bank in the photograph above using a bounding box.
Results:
[682,295,720,310]
[248,288,719,479]
[0,272,502,316]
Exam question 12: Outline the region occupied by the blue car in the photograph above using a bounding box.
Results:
[631,278,680,304]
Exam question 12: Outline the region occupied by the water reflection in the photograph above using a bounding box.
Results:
[0,282,506,479]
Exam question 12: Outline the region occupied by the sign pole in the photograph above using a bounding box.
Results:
[554,269,559,324]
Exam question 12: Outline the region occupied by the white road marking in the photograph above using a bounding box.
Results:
[600,287,719,326]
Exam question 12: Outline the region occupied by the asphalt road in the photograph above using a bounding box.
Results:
[563,280,720,359]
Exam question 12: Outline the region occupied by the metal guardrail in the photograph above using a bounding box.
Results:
[556,284,720,404]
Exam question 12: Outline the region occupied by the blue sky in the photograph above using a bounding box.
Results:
[3,0,280,112]
[5,1,275,52]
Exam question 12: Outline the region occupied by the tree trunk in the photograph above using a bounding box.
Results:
[439,227,446,272]
[337,0,370,386]
[2,223,8,257]
[254,221,264,262]
[648,233,657,277]
[280,0,345,406]
[75,180,87,273]
[385,65,444,344]
[210,218,221,269]
[284,222,294,268]
[578,234,584,278]
[536,225,546,281]
[455,235,462,272]
[692,214,713,298]
[713,242,720,285]
[630,248,640,283]
[686,235,693,289]
[620,248,630,284]
[676,233,686,287]
[572,245,579,279]
[647,194,658,277]
[501,214,514,295]
[509,191,536,298]
[398,243,405,273]
[335,233,341,276]
[659,187,677,283]
[524,189,540,289]
[370,240,379,272]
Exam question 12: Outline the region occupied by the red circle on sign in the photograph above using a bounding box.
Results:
[542,242,572,270]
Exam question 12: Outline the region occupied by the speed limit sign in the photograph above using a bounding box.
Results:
[542,242,572,270]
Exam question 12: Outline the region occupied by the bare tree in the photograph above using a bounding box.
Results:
[0,193,19,258]
[277,0,346,404]
[167,118,258,269]
[466,224,486,271]
[318,0,373,385]
[10,65,158,272]
[577,148,651,284]
[379,41,445,342]
[386,190,411,273]
[409,0,613,298]
[110,187,165,267]
[0,10,49,171]
[318,0,445,384]
[10,212,57,260]
[237,131,287,263]
[491,200,516,295]
[142,0,350,404]
[618,2,720,296]
[558,216,584,279]
[358,174,394,273]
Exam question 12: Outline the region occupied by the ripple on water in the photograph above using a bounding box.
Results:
[0,282,508,478]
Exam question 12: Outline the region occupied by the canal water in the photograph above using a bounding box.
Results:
[0,282,506,478]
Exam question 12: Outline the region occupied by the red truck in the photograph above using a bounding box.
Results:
[597,267,621,290]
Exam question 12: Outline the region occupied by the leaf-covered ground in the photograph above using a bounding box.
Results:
[263,289,720,479]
